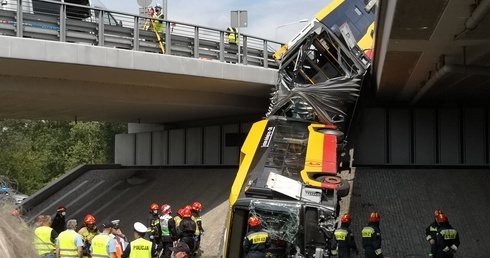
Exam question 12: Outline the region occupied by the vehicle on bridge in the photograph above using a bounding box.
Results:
[221,0,375,257]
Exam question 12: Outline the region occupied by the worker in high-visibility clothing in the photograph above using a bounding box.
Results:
[34,215,58,258]
[153,3,164,34]
[362,212,383,258]
[331,214,359,258]
[90,221,117,258]
[79,214,100,257]
[426,209,443,257]
[435,213,460,258]
[122,222,157,258]
[190,202,204,256]
[226,27,238,45]
[56,219,84,258]
[243,216,271,258]
[159,204,174,258]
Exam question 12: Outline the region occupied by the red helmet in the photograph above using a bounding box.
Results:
[192,202,202,211]
[248,216,261,227]
[369,212,380,223]
[177,208,184,217]
[436,213,448,223]
[84,214,96,225]
[182,208,192,218]
[434,209,443,218]
[161,204,172,215]
[185,205,192,210]
[341,214,352,223]
[150,203,159,212]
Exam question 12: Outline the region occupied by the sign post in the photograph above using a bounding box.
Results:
[231,10,248,64]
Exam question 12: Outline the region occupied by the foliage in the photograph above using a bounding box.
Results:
[0,120,127,195]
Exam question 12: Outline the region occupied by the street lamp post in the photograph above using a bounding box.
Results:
[275,19,309,41]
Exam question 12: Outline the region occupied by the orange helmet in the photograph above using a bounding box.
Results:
[161,204,172,215]
[341,214,352,223]
[185,205,192,210]
[434,209,443,218]
[369,212,380,223]
[182,208,192,218]
[192,202,202,211]
[248,216,261,227]
[177,208,184,217]
[150,203,159,212]
[436,213,448,223]
[84,214,96,225]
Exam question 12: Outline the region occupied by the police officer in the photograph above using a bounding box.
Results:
[362,212,382,258]
[331,214,358,258]
[243,216,271,258]
[56,219,84,258]
[90,221,117,258]
[122,222,157,258]
[34,215,58,258]
[435,214,459,258]
[426,209,443,257]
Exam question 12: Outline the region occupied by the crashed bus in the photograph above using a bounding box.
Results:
[221,0,376,257]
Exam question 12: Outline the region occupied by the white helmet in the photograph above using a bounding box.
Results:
[155,3,162,9]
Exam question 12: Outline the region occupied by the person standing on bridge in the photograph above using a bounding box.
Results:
[362,212,382,258]
[243,216,271,258]
[122,222,157,258]
[56,219,84,258]
[331,214,359,258]
[226,27,238,45]
[426,209,443,257]
[153,3,164,35]
[435,214,459,258]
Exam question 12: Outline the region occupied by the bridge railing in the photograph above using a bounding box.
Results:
[0,0,282,68]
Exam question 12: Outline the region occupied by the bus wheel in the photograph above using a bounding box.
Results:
[315,175,350,198]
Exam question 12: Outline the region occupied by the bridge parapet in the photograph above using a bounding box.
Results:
[0,0,281,68]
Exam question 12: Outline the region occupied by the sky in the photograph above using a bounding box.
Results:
[100,0,331,42]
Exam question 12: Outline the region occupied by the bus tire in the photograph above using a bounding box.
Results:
[336,179,350,198]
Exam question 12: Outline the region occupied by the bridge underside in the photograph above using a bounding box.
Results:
[0,36,276,125]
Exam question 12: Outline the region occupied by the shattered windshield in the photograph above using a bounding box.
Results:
[249,200,301,247]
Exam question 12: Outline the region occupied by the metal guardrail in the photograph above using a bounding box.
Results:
[0,0,282,68]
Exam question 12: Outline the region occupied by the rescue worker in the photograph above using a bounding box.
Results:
[143,6,155,31]
[190,202,204,256]
[243,216,271,258]
[56,219,84,258]
[435,214,460,258]
[122,222,158,258]
[362,212,382,258]
[331,214,358,258]
[79,214,101,257]
[160,204,174,258]
[147,203,163,254]
[153,3,164,34]
[177,208,197,255]
[52,206,67,235]
[169,208,183,246]
[34,215,58,258]
[426,209,443,257]
[90,221,117,258]
[110,220,128,258]
[169,242,191,258]
[226,27,238,45]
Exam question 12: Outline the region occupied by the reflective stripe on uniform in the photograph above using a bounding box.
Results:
[246,232,268,244]
[375,248,382,255]
[334,228,348,241]
[362,226,374,238]
[34,226,55,255]
[440,229,457,240]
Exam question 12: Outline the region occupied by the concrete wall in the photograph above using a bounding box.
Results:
[115,122,250,166]
[354,107,490,166]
